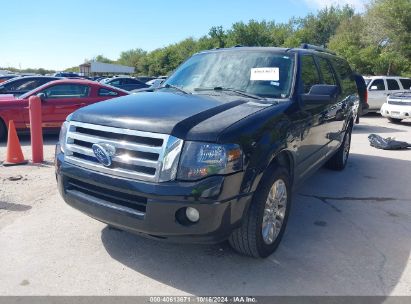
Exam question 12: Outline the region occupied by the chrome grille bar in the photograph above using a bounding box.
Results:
[64,121,181,182]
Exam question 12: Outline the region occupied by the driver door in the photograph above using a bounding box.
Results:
[37,83,92,129]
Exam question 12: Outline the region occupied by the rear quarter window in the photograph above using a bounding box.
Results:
[99,88,119,96]
[400,78,411,90]
[331,58,356,95]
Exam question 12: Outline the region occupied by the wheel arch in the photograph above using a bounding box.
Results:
[249,148,295,194]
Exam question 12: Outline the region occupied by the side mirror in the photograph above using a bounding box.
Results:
[370,85,378,91]
[37,93,46,101]
[300,84,338,104]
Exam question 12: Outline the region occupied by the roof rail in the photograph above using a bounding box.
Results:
[300,43,336,55]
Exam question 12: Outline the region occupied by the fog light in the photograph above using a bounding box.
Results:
[185,207,200,222]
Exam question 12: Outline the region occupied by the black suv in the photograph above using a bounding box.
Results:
[56,45,359,258]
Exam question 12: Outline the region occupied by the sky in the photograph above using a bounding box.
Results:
[0,0,369,71]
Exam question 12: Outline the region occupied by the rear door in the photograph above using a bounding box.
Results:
[37,83,93,128]
[367,78,387,110]
[316,56,345,151]
[292,54,329,177]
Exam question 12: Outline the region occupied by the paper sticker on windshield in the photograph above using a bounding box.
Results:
[250,67,279,81]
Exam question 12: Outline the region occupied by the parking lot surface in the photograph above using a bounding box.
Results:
[0,115,410,296]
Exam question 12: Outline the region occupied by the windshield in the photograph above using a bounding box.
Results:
[164,51,295,99]
[19,81,56,99]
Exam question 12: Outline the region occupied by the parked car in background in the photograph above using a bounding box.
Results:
[101,77,149,91]
[136,76,156,83]
[0,75,19,83]
[54,72,80,78]
[0,76,61,96]
[381,91,411,123]
[146,77,167,87]
[0,79,129,140]
[364,76,411,112]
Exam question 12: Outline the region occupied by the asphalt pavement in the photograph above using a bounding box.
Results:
[0,115,410,296]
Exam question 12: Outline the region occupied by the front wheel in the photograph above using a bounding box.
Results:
[229,166,291,258]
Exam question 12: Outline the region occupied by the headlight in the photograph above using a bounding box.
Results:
[177,142,243,181]
[58,121,69,153]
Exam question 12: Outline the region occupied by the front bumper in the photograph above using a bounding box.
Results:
[56,152,252,244]
[381,103,411,119]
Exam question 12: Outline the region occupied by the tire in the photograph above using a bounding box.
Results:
[229,166,291,258]
[0,119,6,142]
[326,125,352,171]
[388,117,402,123]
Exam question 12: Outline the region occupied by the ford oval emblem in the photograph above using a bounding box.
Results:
[92,143,113,167]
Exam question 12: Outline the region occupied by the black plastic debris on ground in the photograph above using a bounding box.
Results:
[368,134,411,150]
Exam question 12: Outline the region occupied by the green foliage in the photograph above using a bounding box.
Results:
[328,0,411,75]
[59,0,411,77]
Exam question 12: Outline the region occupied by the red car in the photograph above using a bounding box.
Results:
[0,79,129,140]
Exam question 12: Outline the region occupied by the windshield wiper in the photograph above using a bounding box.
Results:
[194,87,265,100]
[158,83,190,94]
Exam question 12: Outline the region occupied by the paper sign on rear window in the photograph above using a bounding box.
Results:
[250,67,279,81]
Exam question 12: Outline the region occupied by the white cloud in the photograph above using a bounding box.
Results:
[304,0,369,12]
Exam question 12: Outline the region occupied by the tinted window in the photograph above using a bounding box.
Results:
[370,79,385,91]
[317,57,336,85]
[98,88,118,96]
[387,79,400,90]
[301,55,320,93]
[331,58,356,95]
[399,78,411,90]
[122,78,133,84]
[109,79,121,85]
[41,84,90,98]
[5,79,27,90]
[15,79,44,91]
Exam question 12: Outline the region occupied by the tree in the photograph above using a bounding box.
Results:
[92,55,115,64]
[118,48,147,74]
[363,0,411,75]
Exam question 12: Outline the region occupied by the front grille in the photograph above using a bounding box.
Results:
[64,121,180,182]
[66,177,147,214]
[388,100,411,106]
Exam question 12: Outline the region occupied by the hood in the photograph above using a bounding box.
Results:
[70,92,275,141]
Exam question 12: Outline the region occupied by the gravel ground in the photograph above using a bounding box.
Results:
[0,115,410,296]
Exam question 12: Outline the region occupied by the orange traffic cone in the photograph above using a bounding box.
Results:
[3,120,28,166]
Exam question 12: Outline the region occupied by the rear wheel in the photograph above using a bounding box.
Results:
[229,166,291,258]
[0,119,6,142]
[326,125,352,171]
[388,117,402,123]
